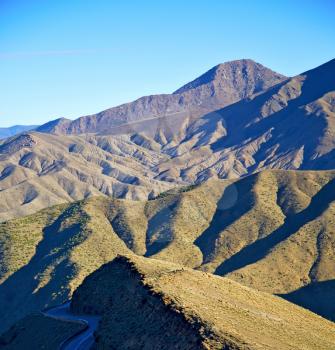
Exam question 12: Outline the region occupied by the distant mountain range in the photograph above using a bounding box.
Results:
[0,58,334,220]
[0,125,38,140]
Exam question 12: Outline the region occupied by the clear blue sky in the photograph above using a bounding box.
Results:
[1,0,334,127]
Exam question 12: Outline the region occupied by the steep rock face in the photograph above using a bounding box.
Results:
[174,59,286,97]
[70,255,335,350]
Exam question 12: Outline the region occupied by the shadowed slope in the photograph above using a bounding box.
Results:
[194,176,258,264]
[0,313,85,350]
[1,60,334,221]
[280,280,335,322]
[37,59,286,135]
[215,177,335,275]
[279,280,335,322]
[0,169,335,332]
[70,255,335,350]
[0,198,132,333]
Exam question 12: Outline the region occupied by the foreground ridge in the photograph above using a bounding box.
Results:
[0,169,334,333]
[68,254,335,349]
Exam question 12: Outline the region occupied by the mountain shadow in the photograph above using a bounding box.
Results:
[0,203,89,334]
[279,279,335,322]
[215,177,335,275]
[144,198,179,257]
[194,176,256,263]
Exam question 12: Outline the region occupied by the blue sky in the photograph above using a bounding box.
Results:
[1,0,334,127]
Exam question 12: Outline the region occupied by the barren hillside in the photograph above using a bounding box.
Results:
[37,59,286,134]
[1,169,334,333]
[0,59,334,221]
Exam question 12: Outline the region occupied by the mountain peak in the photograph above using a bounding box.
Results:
[173,59,287,95]
[36,117,71,134]
[36,59,287,135]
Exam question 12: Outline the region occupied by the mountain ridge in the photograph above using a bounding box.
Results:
[0,125,38,140]
[36,59,286,135]
[68,254,335,350]
[173,58,286,94]
[0,169,334,333]
[0,59,334,221]
[1,51,334,349]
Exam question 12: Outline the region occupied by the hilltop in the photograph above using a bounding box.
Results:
[3,254,335,349]
[70,255,335,349]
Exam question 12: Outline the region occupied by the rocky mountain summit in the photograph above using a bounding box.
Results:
[36,59,286,135]
[0,59,334,221]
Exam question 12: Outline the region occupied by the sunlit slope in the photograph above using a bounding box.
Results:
[70,255,335,350]
[0,169,334,332]
[0,132,173,222]
[0,198,133,333]
[1,59,334,222]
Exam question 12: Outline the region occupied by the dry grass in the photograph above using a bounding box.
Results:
[0,169,334,334]
[71,255,335,350]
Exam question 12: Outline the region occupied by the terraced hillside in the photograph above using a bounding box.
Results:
[0,169,334,333]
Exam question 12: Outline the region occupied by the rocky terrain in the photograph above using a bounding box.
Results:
[0,59,334,221]
[36,59,286,134]
[0,169,334,334]
[3,255,335,349]
[0,132,173,221]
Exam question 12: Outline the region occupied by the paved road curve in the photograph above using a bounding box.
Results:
[43,302,100,350]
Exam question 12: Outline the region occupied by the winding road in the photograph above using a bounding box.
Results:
[43,302,100,350]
